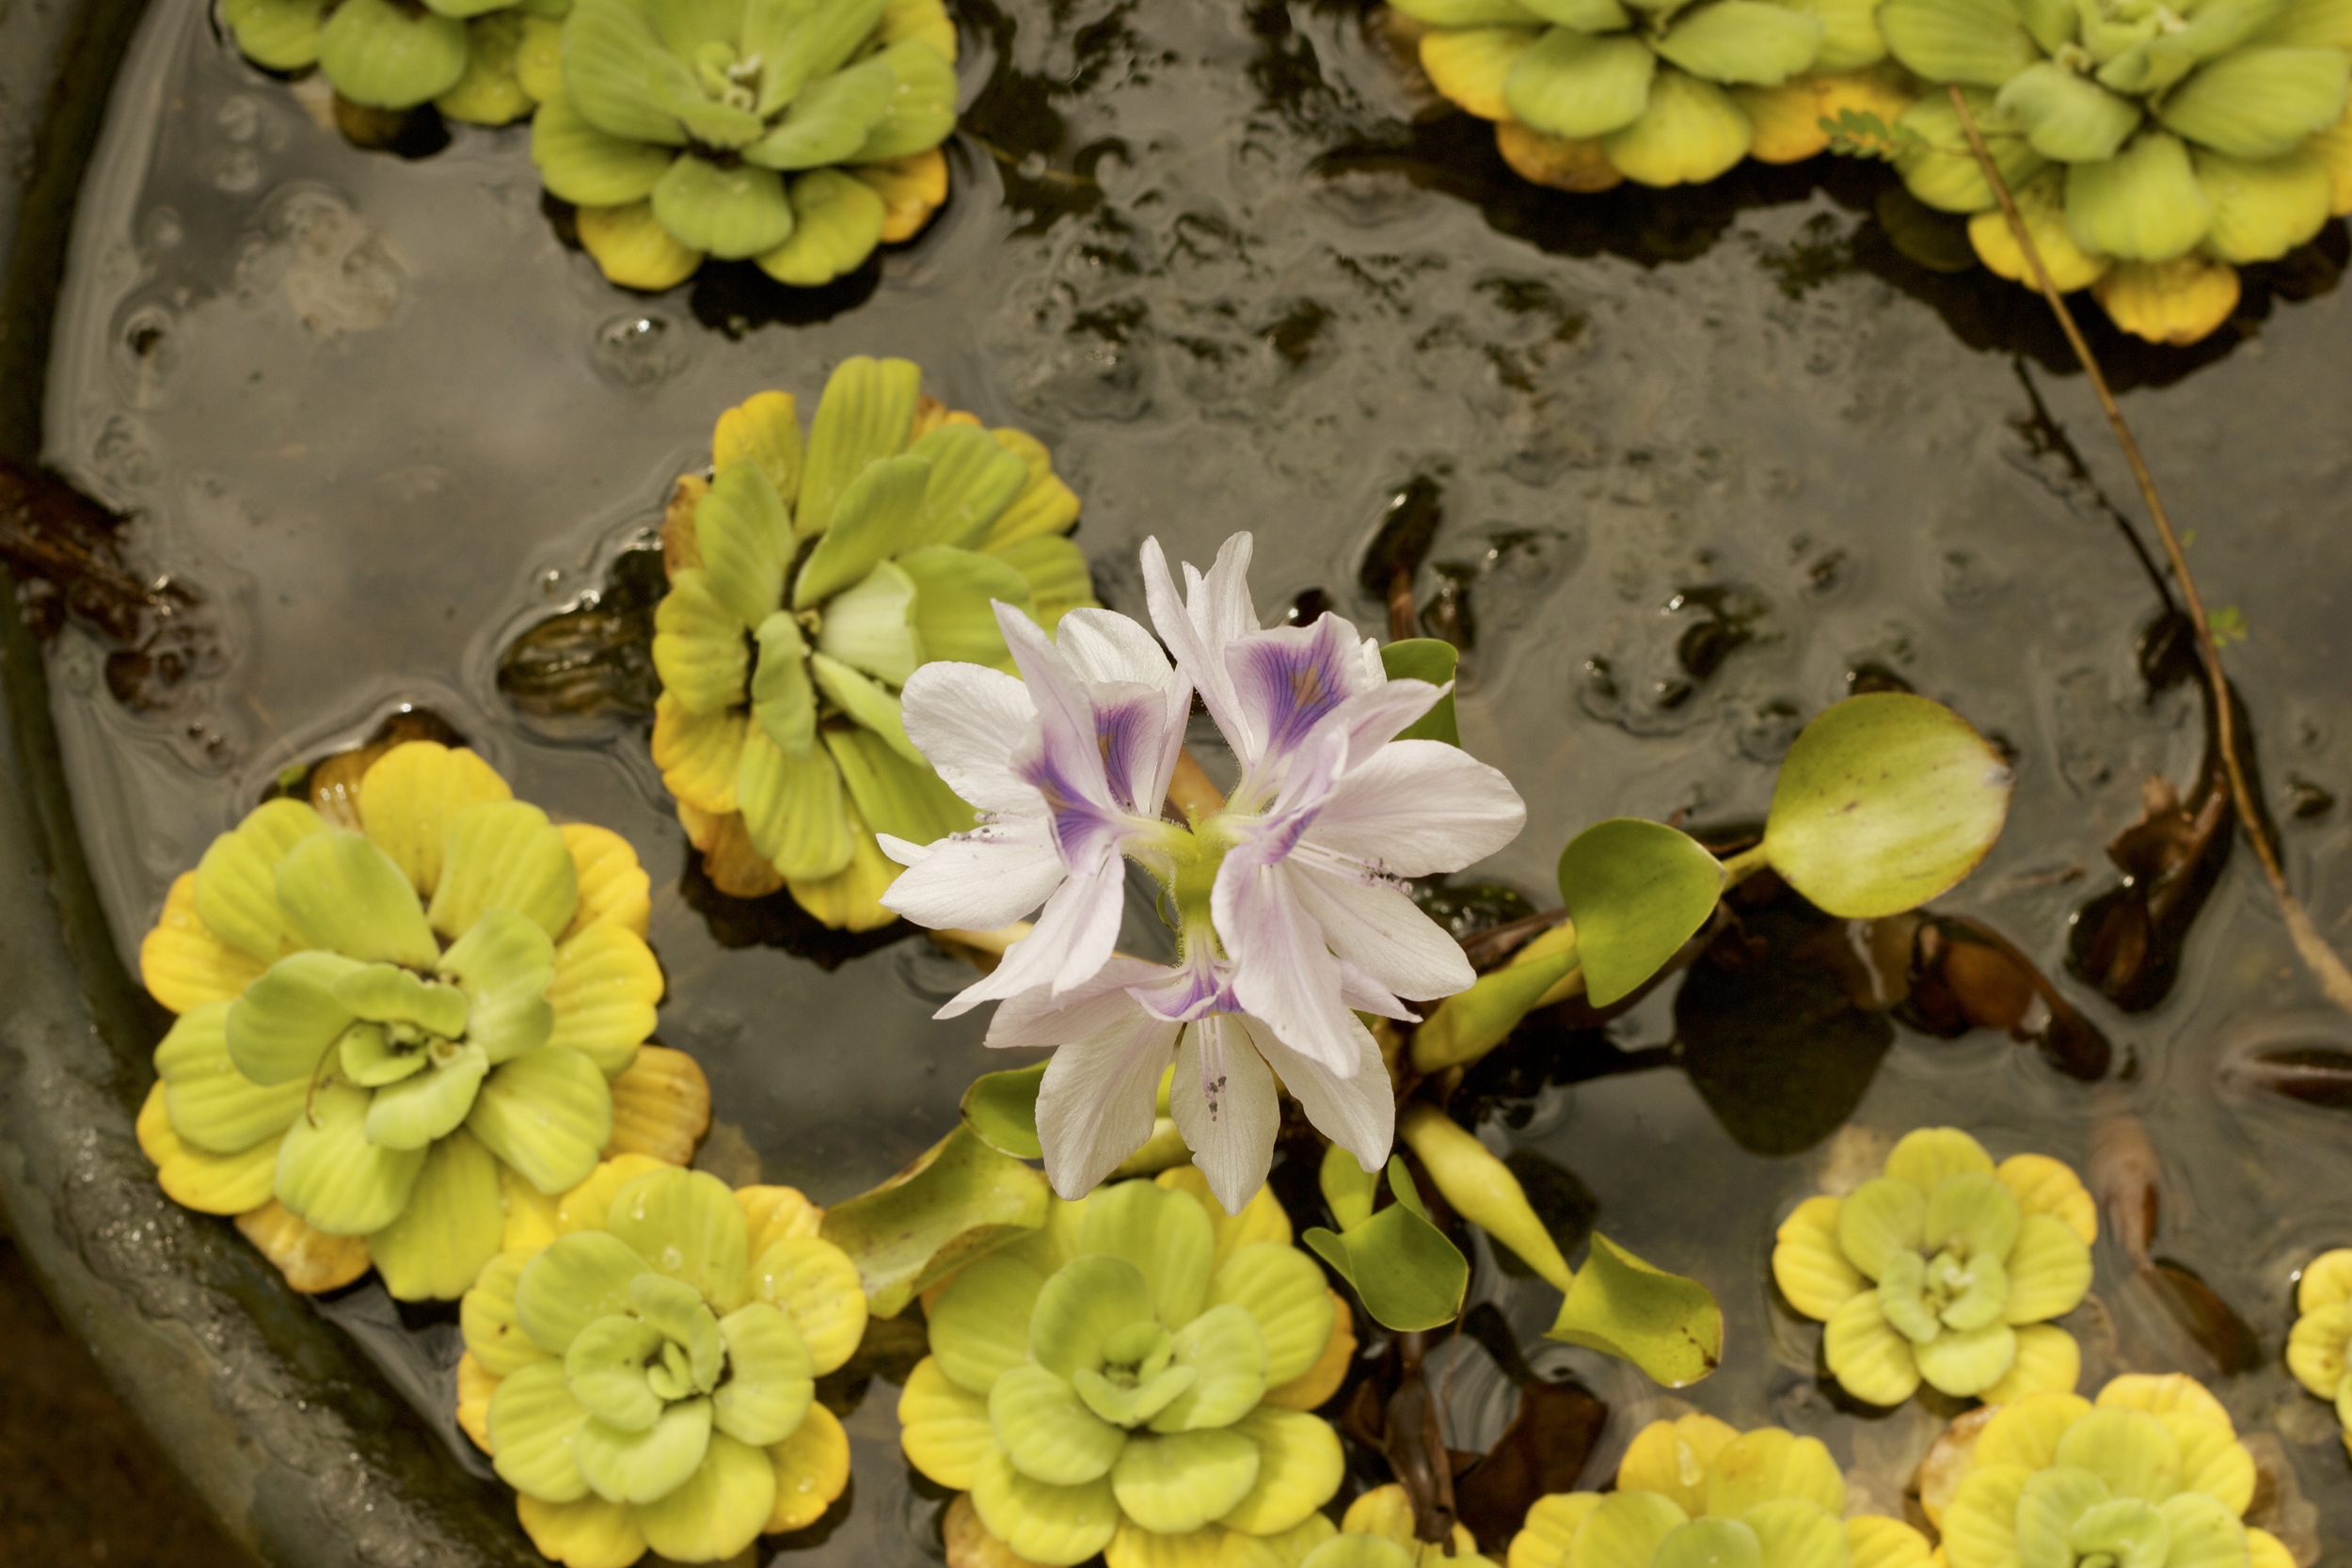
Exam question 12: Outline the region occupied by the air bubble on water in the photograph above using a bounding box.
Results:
[592,313,691,389]
[233,185,408,338]
[209,148,261,196]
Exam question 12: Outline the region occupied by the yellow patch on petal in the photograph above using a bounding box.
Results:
[901,1355,996,1491]
[1341,1483,1478,1556]
[1772,1195,1863,1322]
[2093,256,2241,347]
[139,1081,280,1214]
[1973,1391,2093,1471]
[602,1046,710,1166]
[1883,1128,1994,1194]
[1982,1323,2079,1403]
[1106,1518,1229,1568]
[1511,1493,1603,1568]
[2287,1300,2352,1397]
[1823,1291,1923,1407]
[237,1199,372,1292]
[456,1351,498,1452]
[786,814,902,931]
[1495,120,1624,193]
[554,1153,674,1233]
[766,1399,850,1533]
[140,871,267,1014]
[2299,1248,2352,1313]
[2095,1372,2233,1432]
[2249,1527,2296,1568]
[652,693,746,817]
[560,823,650,940]
[1735,81,1831,163]
[1937,1464,2029,1568]
[2162,1411,2254,1513]
[1420,26,1537,120]
[1261,1293,1354,1412]
[677,801,787,900]
[1994,1154,2097,1246]
[853,149,951,245]
[1706,1428,1844,1518]
[500,1162,559,1253]
[1845,1514,1934,1568]
[577,200,703,292]
[754,1234,867,1375]
[356,741,513,897]
[1617,1414,1740,1517]
[516,1492,648,1568]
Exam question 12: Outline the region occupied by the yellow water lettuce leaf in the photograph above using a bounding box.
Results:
[979,428,1084,549]
[1983,1323,2080,1402]
[1772,1196,1862,1321]
[544,924,660,1076]
[1939,1463,2029,1568]
[2093,254,2243,345]
[560,823,651,940]
[555,1152,671,1234]
[437,12,533,125]
[463,1247,553,1375]
[1994,1153,2097,1246]
[194,798,326,963]
[1565,1490,1687,1568]
[430,800,580,942]
[900,1354,996,1489]
[649,692,745,816]
[1884,1127,1994,1193]
[155,1001,308,1155]
[1843,1514,1933,1568]
[1619,1414,1739,1516]
[739,723,857,881]
[1496,119,1626,192]
[2287,1300,2352,1395]
[2298,1247,2352,1312]
[766,1398,850,1531]
[634,1430,776,1560]
[235,1198,373,1292]
[972,1445,1121,1566]
[1512,1493,1604,1568]
[931,1253,1051,1394]
[602,1044,709,1164]
[1823,1291,1923,1406]
[1219,1408,1343,1535]
[455,1351,497,1452]
[1705,1428,1844,1517]
[1261,1294,1354,1412]
[2002,1213,2093,1323]
[784,795,902,930]
[515,1491,646,1568]
[357,741,513,897]
[1422,27,1543,119]
[142,871,269,1014]
[2163,1410,2254,1513]
[370,1127,505,1301]
[751,1233,867,1374]
[739,1184,825,1256]
[853,147,952,243]
[1209,1243,1335,1387]
[138,1079,281,1214]
[1735,80,1830,162]
[2095,1372,2233,1430]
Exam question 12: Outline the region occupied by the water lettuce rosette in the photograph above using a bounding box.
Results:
[898,1173,1356,1568]
[220,0,570,127]
[1920,1375,2295,1568]
[1254,1482,1496,1567]
[2285,1247,2352,1457]
[453,1158,865,1565]
[1877,0,2352,343]
[1506,1413,1935,1568]
[650,355,1092,931]
[529,0,958,290]
[1772,1127,2095,1407]
[136,738,708,1300]
[1389,0,1910,193]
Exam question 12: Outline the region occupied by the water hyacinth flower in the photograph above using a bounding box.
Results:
[1507,1413,1935,1568]
[879,531,1526,1212]
[1922,1376,2295,1568]
[454,1159,866,1565]
[649,356,1091,931]
[2285,1247,2352,1456]
[529,0,958,290]
[1877,0,2352,343]
[1391,0,1907,194]
[898,1176,1355,1568]
[136,739,706,1300]
[1772,1127,2096,1406]
[220,0,569,127]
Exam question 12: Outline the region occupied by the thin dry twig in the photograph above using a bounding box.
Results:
[1947,85,2352,1013]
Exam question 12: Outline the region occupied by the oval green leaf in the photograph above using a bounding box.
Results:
[961,1059,1047,1160]
[1546,1230,1722,1387]
[1378,639,1460,746]
[1556,818,1724,1007]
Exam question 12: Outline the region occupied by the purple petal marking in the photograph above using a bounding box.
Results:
[1092,682,1186,818]
[1134,943,1232,1024]
[1224,614,1368,778]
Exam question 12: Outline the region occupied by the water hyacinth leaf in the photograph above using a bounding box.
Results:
[929,1254,1049,1393]
[429,800,580,941]
[812,558,922,686]
[1379,639,1459,745]
[2158,46,2350,159]
[1319,1140,1378,1231]
[437,908,557,1065]
[606,1166,752,1310]
[489,1360,596,1501]
[154,1002,308,1153]
[759,168,889,287]
[1111,1428,1262,1534]
[825,724,976,847]
[365,1040,489,1149]
[1655,1,1824,85]
[2066,133,2217,261]
[317,0,469,108]
[223,0,326,69]
[712,1302,815,1445]
[2195,146,2334,261]
[1996,62,2144,161]
[1504,29,1657,139]
[1305,1200,1469,1334]
[696,461,792,632]
[736,725,856,880]
[532,96,673,206]
[751,611,818,755]
[743,56,895,170]
[1763,693,2012,920]
[852,39,961,162]
[516,1229,652,1352]
[1603,68,1753,186]
[652,568,749,715]
[227,948,364,1085]
[995,534,1096,626]
[276,831,439,969]
[902,545,1034,669]
[796,452,931,607]
[368,1127,504,1300]
[818,1124,1051,1316]
[797,356,924,541]
[277,1081,429,1235]
[1556,818,1724,1007]
[562,0,695,144]
[1547,1231,1723,1386]
[744,0,886,113]
[650,154,793,261]
[961,1059,1047,1160]
[1880,0,2041,84]
[909,425,1033,550]
[466,1046,612,1195]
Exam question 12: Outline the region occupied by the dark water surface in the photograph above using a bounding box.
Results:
[35,0,2352,1560]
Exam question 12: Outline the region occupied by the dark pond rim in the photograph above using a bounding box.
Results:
[0,1,540,1561]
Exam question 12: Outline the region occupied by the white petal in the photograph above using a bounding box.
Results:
[1304,740,1527,877]
[1142,534,1253,760]
[933,849,1126,1018]
[1035,1006,1182,1200]
[1169,1016,1279,1215]
[1285,862,1475,1002]
[1242,1012,1393,1175]
[1326,679,1444,768]
[876,833,930,869]
[985,958,1176,1049]
[1214,855,1359,1075]
[1055,608,1174,689]
[898,661,1043,816]
[1222,615,1376,784]
[879,822,1066,930]
[1337,959,1417,1022]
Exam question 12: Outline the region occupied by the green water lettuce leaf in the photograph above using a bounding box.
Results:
[223,0,327,71]
[1079,1179,1216,1327]
[1547,1231,1723,1386]
[812,559,923,684]
[2156,46,2350,158]
[1880,0,2041,84]
[516,1229,653,1352]
[608,1166,752,1309]
[852,39,960,161]
[277,830,438,968]
[465,1045,612,1194]
[1379,639,1459,745]
[807,653,922,760]
[961,1060,1047,1159]
[798,356,924,540]
[194,798,326,964]
[1205,1242,1334,1386]
[712,1302,815,1444]
[318,0,469,109]
[824,722,976,846]
[1505,29,1657,139]
[1896,90,2046,213]
[737,725,855,879]
[278,1080,429,1234]
[744,56,895,169]
[429,800,579,941]
[651,154,794,260]
[901,544,1032,667]
[228,948,365,1086]
[760,169,889,286]
[1557,817,1723,1007]
[1602,68,1753,186]
[1654,1,1824,85]
[745,0,887,113]
[696,460,793,631]
[1790,0,1889,70]
[910,425,1034,551]
[487,1360,595,1501]
[368,1128,504,1300]
[364,1040,488,1148]
[651,568,750,715]
[2066,133,2217,261]
[155,1003,309,1153]
[752,611,818,755]
[2195,145,2333,261]
[564,0,697,144]
[436,907,557,1065]
[818,1124,1051,1316]
[1996,60,2144,161]
[796,452,932,607]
